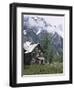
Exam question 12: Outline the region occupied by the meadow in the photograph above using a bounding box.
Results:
[23,62,63,75]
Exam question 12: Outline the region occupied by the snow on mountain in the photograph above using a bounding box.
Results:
[36,29,41,35]
[23,16,64,38]
[23,30,27,35]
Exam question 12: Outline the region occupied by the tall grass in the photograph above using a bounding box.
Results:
[23,62,63,75]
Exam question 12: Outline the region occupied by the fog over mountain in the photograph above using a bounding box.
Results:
[23,15,64,56]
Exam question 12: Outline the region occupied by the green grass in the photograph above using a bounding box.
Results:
[23,62,63,75]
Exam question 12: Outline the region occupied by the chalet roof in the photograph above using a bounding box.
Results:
[23,41,39,53]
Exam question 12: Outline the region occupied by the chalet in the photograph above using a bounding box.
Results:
[23,41,45,65]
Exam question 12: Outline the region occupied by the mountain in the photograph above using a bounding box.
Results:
[51,32,63,56]
[23,29,40,43]
[23,16,63,56]
[23,16,63,37]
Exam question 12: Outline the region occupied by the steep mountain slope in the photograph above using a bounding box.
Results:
[23,16,63,56]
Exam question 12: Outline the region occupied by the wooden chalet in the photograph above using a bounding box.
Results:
[23,41,45,65]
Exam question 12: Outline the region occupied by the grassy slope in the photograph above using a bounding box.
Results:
[23,63,63,75]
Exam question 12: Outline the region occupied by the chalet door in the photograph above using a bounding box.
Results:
[41,60,43,64]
